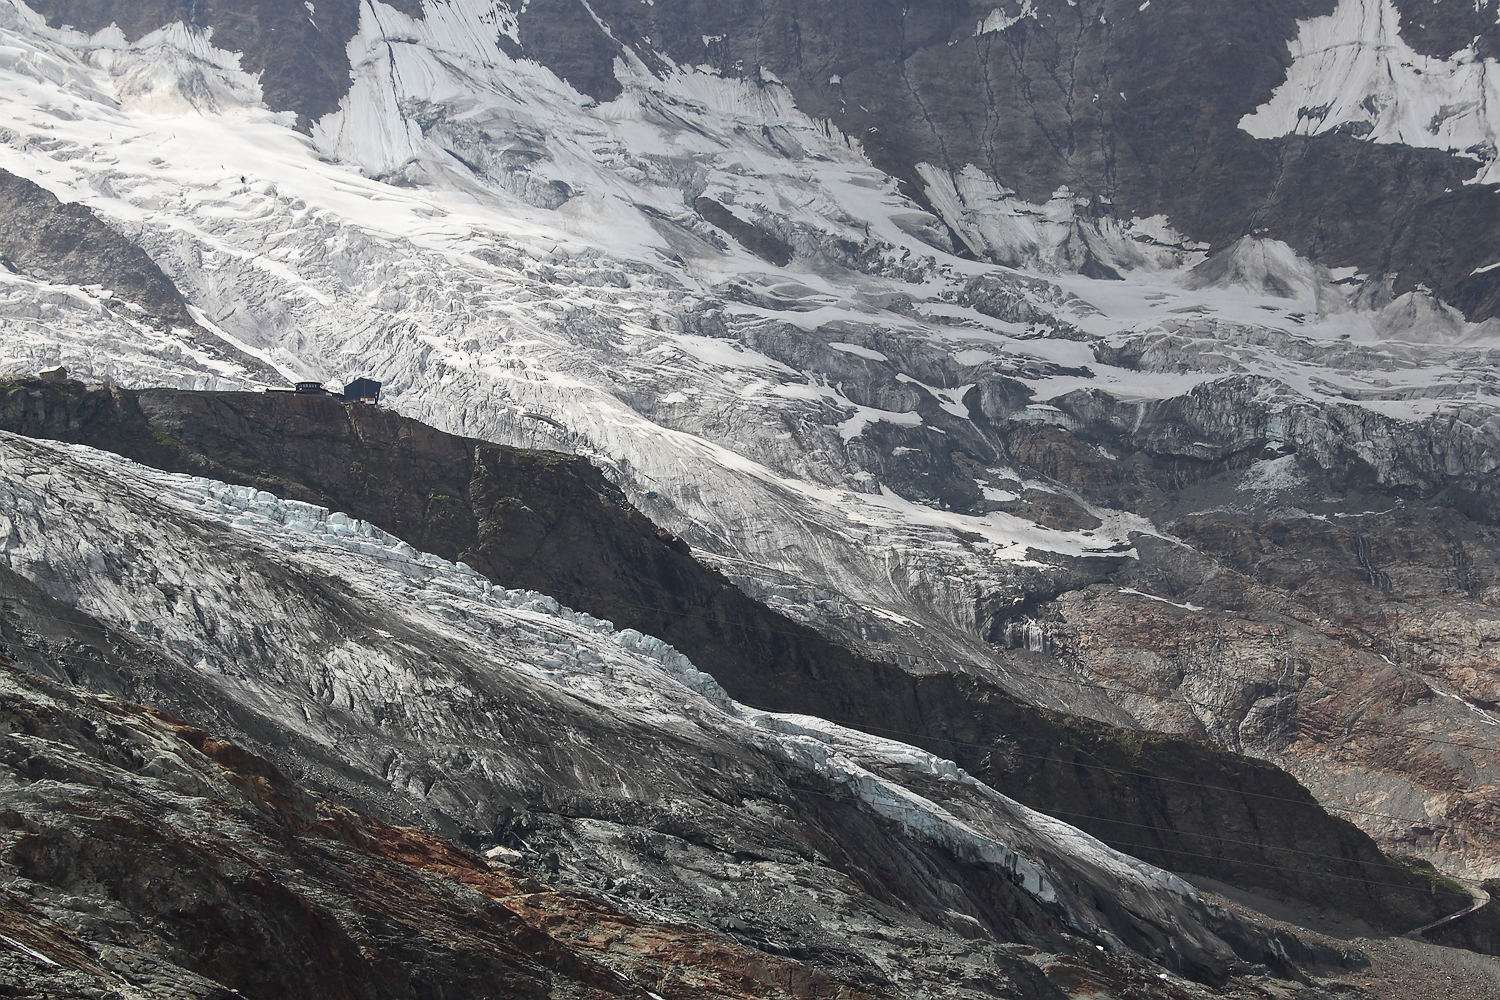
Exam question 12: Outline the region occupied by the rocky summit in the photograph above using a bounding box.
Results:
[0,0,1497,997]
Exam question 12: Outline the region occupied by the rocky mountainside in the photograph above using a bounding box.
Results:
[0,375,1467,932]
[5,665,906,1000]
[0,425,1400,997]
[0,0,1497,991]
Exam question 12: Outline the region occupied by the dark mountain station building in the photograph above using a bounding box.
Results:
[343,378,381,405]
[285,378,381,404]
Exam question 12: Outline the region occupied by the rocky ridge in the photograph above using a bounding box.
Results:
[0,426,1407,997]
[0,376,1469,934]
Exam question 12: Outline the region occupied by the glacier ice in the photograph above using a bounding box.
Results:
[1242,0,1500,185]
[0,0,1494,773]
[0,430,1253,960]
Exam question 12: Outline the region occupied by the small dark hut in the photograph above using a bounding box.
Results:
[343,377,381,405]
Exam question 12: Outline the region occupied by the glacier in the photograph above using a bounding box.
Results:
[0,429,1271,976]
[0,0,1498,884]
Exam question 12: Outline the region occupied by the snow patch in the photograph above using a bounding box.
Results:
[976,2,1037,35]
[828,341,889,362]
[1242,0,1500,184]
[1237,455,1306,498]
[837,402,923,442]
[1117,587,1204,613]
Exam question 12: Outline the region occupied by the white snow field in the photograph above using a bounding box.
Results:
[0,0,1494,696]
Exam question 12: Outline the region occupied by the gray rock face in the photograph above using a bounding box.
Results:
[1391,0,1500,59]
[1047,374,1500,523]
[987,420,1500,879]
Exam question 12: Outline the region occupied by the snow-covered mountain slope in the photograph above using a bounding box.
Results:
[0,0,1491,642]
[1242,0,1500,184]
[0,0,1497,888]
[0,429,1344,989]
